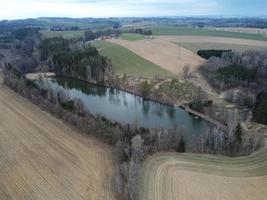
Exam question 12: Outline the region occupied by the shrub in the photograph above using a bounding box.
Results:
[139,81,152,98]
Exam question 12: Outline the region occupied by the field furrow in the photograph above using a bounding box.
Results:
[0,83,115,200]
[140,151,267,200]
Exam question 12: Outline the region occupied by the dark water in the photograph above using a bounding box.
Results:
[37,76,212,135]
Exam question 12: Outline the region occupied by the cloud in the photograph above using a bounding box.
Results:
[0,0,266,20]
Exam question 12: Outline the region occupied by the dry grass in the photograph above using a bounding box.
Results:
[0,81,115,200]
[140,151,267,200]
[108,38,205,75]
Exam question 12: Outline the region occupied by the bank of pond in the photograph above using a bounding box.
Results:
[36,76,213,136]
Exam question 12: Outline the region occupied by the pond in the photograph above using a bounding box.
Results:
[37,76,212,135]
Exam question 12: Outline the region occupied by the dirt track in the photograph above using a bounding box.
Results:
[0,82,115,200]
[108,38,205,75]
[140,152,267,200]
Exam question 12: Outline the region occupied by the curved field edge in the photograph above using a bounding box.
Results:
[140,149,267,200]
[92,40,175,78]
[0,82,115,200]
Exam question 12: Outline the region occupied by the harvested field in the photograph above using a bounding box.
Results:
[150,27,267,41]
[108,38,205,75]
[0,81,115,200]
[119,33,144,41]
[208,27,267,36]
[140,151,267,200]
[160,35,267,48]
[178,42,267,53]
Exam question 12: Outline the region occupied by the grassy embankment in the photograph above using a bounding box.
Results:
[92,40,174,78]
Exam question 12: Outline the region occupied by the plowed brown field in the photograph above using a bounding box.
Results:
[140,152,267,200]
[0,81,115,200]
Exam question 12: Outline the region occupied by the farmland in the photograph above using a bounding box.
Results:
[177,42,267,53]
[119,33,144,41]
[108,38,205,75]
[0,81,115,200]
[140,149,267,200]
[208,27,267,35]
[150,27,267,41]
[92,40,174,77]
[160,36,267,48]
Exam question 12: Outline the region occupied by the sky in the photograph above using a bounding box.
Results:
[0,0,266,20]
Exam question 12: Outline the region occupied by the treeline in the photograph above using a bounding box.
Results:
[3,66,264,200]
[40,37,70,60]
[253,92,267,125]
[200,50,267,91]
[52,46,112,82]
[197,49,231,59]
[11,27,40,41]
[39,37,113,82]
[84,29,121,41]
[126,28,152,36]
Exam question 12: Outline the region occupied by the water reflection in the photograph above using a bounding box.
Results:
[38,76,212,135]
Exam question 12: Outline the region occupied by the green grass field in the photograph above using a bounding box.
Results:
[40,30,86,39]
[119,33,144,41]
[177,42,267,53]
[150,27,267,41]
[92,40,174,78]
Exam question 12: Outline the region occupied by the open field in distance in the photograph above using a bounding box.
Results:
[178,42,267,53]
[92,40,174,77]
[160,36,267,48]
[150,27,267,41]
[119,33,145,41]
[140,151,267,200]
[0,82,115,200]
[108,38,205,75]
[40,30,86,39]
[208,27,267,35]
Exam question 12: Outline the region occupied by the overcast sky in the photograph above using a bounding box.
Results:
[0,0,266,20]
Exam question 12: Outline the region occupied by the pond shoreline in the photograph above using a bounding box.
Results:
[27,72,228,131]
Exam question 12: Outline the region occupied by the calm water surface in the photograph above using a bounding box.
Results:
[38,76,211,135]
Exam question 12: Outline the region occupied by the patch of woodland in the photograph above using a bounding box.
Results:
[39,37,113,82]
[199,50,267,124]
[197,49,232,59]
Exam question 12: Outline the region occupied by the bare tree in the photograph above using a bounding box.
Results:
[182,64,190,79]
